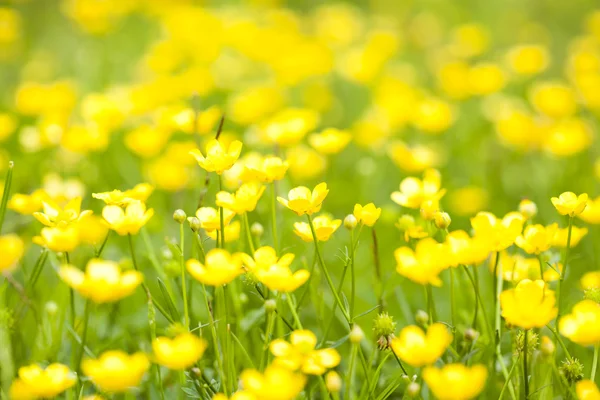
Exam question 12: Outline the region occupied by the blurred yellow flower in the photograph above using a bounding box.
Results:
[61,124,110,154]
[241,246,295,272]
[8,190,49,215]
[194,207,236,232]
[471,211,524,251]
[447,186,488,216]
[552,225,588,247]
[33,225,80,253]
[423,363,488,400]
[82,351,149,393]
[278,182,329,216]
[576,379,600,400]
[500,279,557,329]
[581,271,600,289]
[559,300,600,346]
[286,145,327,180]
[153,333,207,370]
[0,234,24,273]
[239,365,306,400]
[395,238,448,286]
[505,44,549,75]
[529,81,577,119]
[308,128,352,155]
[186,249,243,286]
[33,197,91,228]
[544,118,593,157]
[206,220,241,243]
[515,223,558,254]
[102,201,154,236]
[293,214,341,242]
[468,62,506,95]
[0,8,21,45]
[490,252,537,282]
[518,199,538,220]
[353,203,381,226]
[270,329,340,375]
[437,60,471,100]
[551,191,588,217]
[0,113,17,142]
[579,196,600,224]
[59,259,143,304]
[77,214,109,246]
[395,215,429,242]
[391,323,452,367]
[446,230,490,267]
[388,141,441,173]
[391,169,445,209]
[260,108,319,147]
[125,125,171,159]
[242,156,289,183]
[190,139,243,175]
[450,23,489,58]
[250,250,310,292]
[412,97,454,134]
[93,183,154,207]
[9,363,76,399]
[227,85,285,126]
[216,182,265,214]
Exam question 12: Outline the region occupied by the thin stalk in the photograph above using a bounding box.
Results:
[201,284,226,394]
[216,285,229,394]
[218,176,225,248]
[463,265,492,336]
[260,297,278,371]
[180,223,190,330]
[499,356,520,400]
[75,300,91,372]
[271,182,278,252]
[523,329,529,399]
[306,214,351,325]
[547,325,573,361]
[194,231,207,263]
[345,342,358,400]
[350,228,356,320]
[557,216,573,320]
[0,161,14,234]
[450,268,456,329]
[537,253,545,280]
[392,350,408,375]
[148,298,165,400]
[426,284,437,323]
[286,294,302,329]
[592,344,599,381]
[243,213,255,254]
[320,258,350,346]
[371,227,382,309]
[95,231,110,258]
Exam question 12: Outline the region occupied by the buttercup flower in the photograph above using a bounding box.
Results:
[581,271,600,290]
[579,196,600,224]
[153,333,207,370]
[270,330,341,375]
[254,264,310,293]
[471,211,524,251]
[576,380,600,400]
[33,225,80,253]
[92,183,154,206]
[216,182,265,214]
[102,201,154,235]
[515,223,558,254]
[445,230,490,267]
[240,365,307,400]
[8,189,49,215]
[551,192,588,217]
[552,225,588,247]
[353,203,381,226]
[33,197,91,227]
[293,214,341,242]
[59,259,143,304]
[241,246,295,272]
[206,220,241,243]
[518,199,538,219]
[194,207,235,232]
[277,183,329,216]
[77,214,109,246]
[559,300,600,346]
[0,234,24,272]
[395,238,449,286]
[9,363,76,399]
[423,363,488,400]
[186,249,243,286]
[395,215,429,242]
[189,139,242,174]
[308,128,352,154]
[391,323,452,367]
[500,279,558,329]
[391,169,446,209]
[82,351,150,393]
[242,155,289,183]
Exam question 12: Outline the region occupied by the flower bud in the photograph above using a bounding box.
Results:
[45,301,58,316]
[560,358,584,384]
[540,335,555,357]
[350,325,364,344]
[264,299,277,313]
[464,328,479,342]
[250,222,264,237]
[515,330,538,355]
[420,200,439,221]
[434,212,451,229]
[344,214,358,230]
[173,209,187,224]
[407,382,421,398]
[325,371,342,393]
[373,312,396,350]
[519,199,538,219]
[188,217,202,232]
[415,310,429,326]
[396,215,416,230]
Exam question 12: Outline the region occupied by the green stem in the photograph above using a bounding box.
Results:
[271,182,278,252]
[260,297,277,371]
[592,344,599,381]
[243,213,255,254]
[0,161,14,234]
[286,294,302,329]
[306,214,351,325]
[216,285,229,394]
[392,350,408,375]
[194,231,206,263]
[499,356,520,400]
[345,342,358,400]
[76,300,91,373]
[547,325,573,361]
[426,284,437,323]
[537,253,545,280]
[218,175,225,248]
[350,228,356,320]
[523,329,529,399]
[450,268,456,329]
[180,223,189,330]
[201,284,226,394]
[95,231,110,258]
[320,258,350,346]
[557,216,573,320]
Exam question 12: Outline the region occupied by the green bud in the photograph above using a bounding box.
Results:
[350,325,364,344]
[344,215,358,230]
[188,217,202,232]
[373,312,396,350]
[415,310,429,327]
[560,358,584,384]
[173,209,187,224]
[251,222,264,237]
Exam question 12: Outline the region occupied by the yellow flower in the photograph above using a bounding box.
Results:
[277,182,329,216]
[515,223,558,254]
[10,363,76,399]
[194,207,235,232]
[353,203,381,226]
[293,214,341,242]
[242,156,289,183]
[559,300,600,346]
[552,225,588,248]
[388,141,441,173]
[59,259,143,304]
[216,182,265,214]
[270,330,340,375]
[308,128,352,155]
[505,44,549,76]
[518,199,538,220]
[92,183,154,206]
[412,97,454,134]
[391,323,452,367]
[581,271,600,290]
[82,351,149,393]
[0,234,24,273]
[206,220,241,243]
[186,249,243,286]
[254,261,310,293]
[152,333,207,370]
[447,186,488,217]
[241,246,295,272]
[551,192,588,217]
[391,169,445,209]
[77,214,109,246]
[240,365,307,400]
[189,139,243,175]
[286,145,327,181]
[260,108,319,147]
[471,211,524,251]
[530,81,577,119]
[33,225,80,253]
[576,380,600,400]
[445,230,490,267]
[579,196,600,224]
[395,238,449,286]
[544,118,592,157]
[102,201,154,236]
[212,392,255,400]
[450,23,489,58]
[8,190,49,215]
[423,363,488,400]
[468,62,506,95]
[395,215,429,242]
[33,197,92,228]
[500,279,558,329]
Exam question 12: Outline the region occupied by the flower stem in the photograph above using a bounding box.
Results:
[75,300,91,373]
[271,182,278,252]
[201,284,226,394]
[216,285,229,393]
[306,214,351,325]
[350,228,356,320]
[537,253,545,280]
[450,268,456,329]
[180,223,190,330]
[286,294,302,329]
[243,213,255,254]
[345,341,359,400]
[592,344,599,381]
[523,329,530,398]
[0,161,14,234]
[426,284,437,323]
[218,175,225,248]
[557,216,573,320]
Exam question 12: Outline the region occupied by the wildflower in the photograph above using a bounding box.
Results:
[420,199,440,220]
[447,186,488,216]
[242,156,289,183]
[350,325,365,343]
[506,44,550,75]
[434,212,451,230]
[293,215,341,242]
[254,262,310,293]
[373,312,397,350]
[530,81,577,119]
[194,207,235,232]
[412,97,454,134]
[206,220,241,243]
[388,141,441,173]
[241,246,295,272]
[59,259,143,304]
[102,201,154,235]
[395,238,449,286]
[391,323,452,367]
[186,249,243,286]
[33,225,80,253]
[308,128,352,154]
[468,62,506,95]
[576,380,600,400]
[396,215,428,242]
[239,365,307,400]
[286,145,327,180]
[270,330,340,375]
[92,183,154,206]
[8,190,49,215]
[500,279,558,329]
[77,214,109,246]
[9,363,76,399]
[0,234,24,272]
[515,223,558,254]
[446,230,490,267]
[423,363,488,400]
[189,139,243,174]
[471,211,524,251]
[344,214,358,230]
[152,333,207,370]
[260,108,319,147]
[518,199,538,219]
[353,203,381,226]
[579,196,600,224]
[581,271,600,289]
[325,371,342,393]
[33,197,91,227]
[545,118,593,157]
[515,330,539,355]
[552,225,588,247]
[560,358,584,384]
[559,300,600,346]
[82,351,150,393]
[277,183,329,216]
[216,182,265,214]
[551,192,588,216]
[391,169,445,209]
